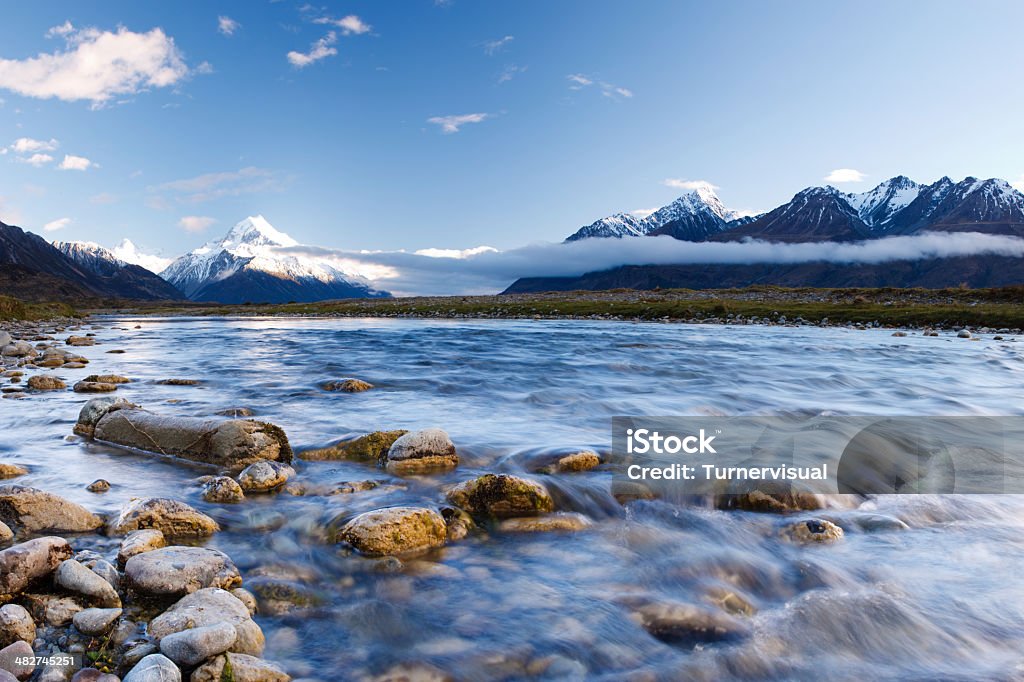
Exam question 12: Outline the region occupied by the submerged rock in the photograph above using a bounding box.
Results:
[108,498,218,538]
[715,482,823,514]
[86,480,111,493]
[117,529,166,567]
[237,461,293,493]
[148,588,264,657]
[384,428,459,474]
[84,404,293,468]
[157,378,200,386]
[0,537,73,601]
[322,378,374,392]
[337,507,447,557]
[628,599,750,645]
[498,513,592,533]
[534,451,602,474]
[190,653,291,682]
[122,653,181,682]
[0,485,104,534]
[246,577,323,616]
[0,465,27,480]
[445,474,554,518]
[781,519,844,543]
[301,430,408,462]
[202,476,245,503]
[125,546,241,598]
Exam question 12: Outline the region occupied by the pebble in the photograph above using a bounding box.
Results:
[72,607,122,636]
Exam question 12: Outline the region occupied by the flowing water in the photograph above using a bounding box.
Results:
[4,317,1024,680]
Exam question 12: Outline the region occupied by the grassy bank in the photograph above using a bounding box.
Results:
[84,285,1024,329]
[0,295,77,321]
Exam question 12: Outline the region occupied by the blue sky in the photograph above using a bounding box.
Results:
[1,0,1023,262]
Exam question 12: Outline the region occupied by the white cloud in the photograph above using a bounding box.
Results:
[630,208,659,219]
[280,232,1024,296]
[151,167,282,204]
[414,246,498,259]
[58,154,93,171]
[0,24,190,106]
[483,35,514,55]
[45,21,74,38]
[178,215,216,233]
[825,168,867,183]
[314,15,371,35]
[566,73,632,99]
[111,238,173,274]
[497,64,526,84]
[287,32,338,68]
[427,113,489,134]
[20,153,53,167]
[218,16,240,36]
[663,179,719,191]
[10,137,58,153]
[43,217,71,232]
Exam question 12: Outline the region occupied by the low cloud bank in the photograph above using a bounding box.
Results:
[279,232,1024,296]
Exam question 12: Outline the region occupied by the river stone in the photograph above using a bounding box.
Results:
[0,640,34,680]
[19,593,82,626]
[0,465,27,480]
[73,381,118,394]
[498,513,592,533]
[66,336,94,347]
[122,653,181,682]
[0,605,33,647]
[715,485,823,514]
[108,498,218,538]
[550,451,601,473]
[300,430,407,462]
[337,507,447,557]
[83,374,130,384]
[0,486,104,533]
[0,523,10,544]
[246,577,323,616]
[0,537,73,600]
[231,588,258,616]
[26,375,65,391]
[92,408,293,467]
[322,377,373,392]
[125,547,241,599]
[117,529,167,566]
[629,600,750,645]
[159,621,237,667]
[86,480,111,493]
[54,560,121,607]
[202,477,244,503]
[384,429,458,474]
[72,607,122,636]
[445,474,554,518]
[70,670,120,682]
[148,588,264,657]
[157,378,200,386]
[190,653,291,682]
[781,519,844,543]
[73,397,136,438]
[237,461,293,493]
[1,341,35,357]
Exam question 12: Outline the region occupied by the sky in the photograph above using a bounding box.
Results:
[1,0,1024,271]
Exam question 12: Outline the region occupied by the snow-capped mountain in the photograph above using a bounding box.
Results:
[44,239,184,300]
[161,215,390,303]
[565,185,755,242]
[722,186,870,242]
[843,175,921,230]
[53,241,127,275]
[111,238,174,275]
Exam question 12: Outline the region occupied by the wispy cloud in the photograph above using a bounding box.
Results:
[19,153,53,167]
[150,167,282,204]
[287,32,338,68]
[427,113,489,134]
[483,35,514,55]
[313,15,371,35]
[43,217,71,232]
[663,179,719,191]
[58,154,93,171]
[9,137,58,153]
[497,64,527,84]
[177,215,216,233]
[90,192,117,205]
[630,208,659,219]
[0,23,191,107]
[218,16,240,36]
[567,73,632,99]
[825,168,867,183]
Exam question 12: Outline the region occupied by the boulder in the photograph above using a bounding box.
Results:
[122,654,181,682]
[384,429,459,474]
[445,474,554,518]
[83,374,130,384]
[148,588,264,657]
[86,406,292,468]
[108,498,218,538]
[237,461,293,493]
[0,486,103,534]
[0,523,10,544]
[0,605,34,647]
[117,529,166,567]
[73,381,118,394]
[0,465,27,480]
[300,430,407,462]
[72,607,122,636]
[159,621,237,667]
[190,653,291,682]
[321,378,373,392]
[54,560,120,607]
[0,640,34,680]
[125,547,241,599]
[202,477,244,504]
[26,376,65,391]
[73,397,136,438]
[337,507,447,557]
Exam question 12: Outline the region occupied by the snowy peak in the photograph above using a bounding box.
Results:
[53,241,126,273]
[844,176,921,229]
[221,215,298,249]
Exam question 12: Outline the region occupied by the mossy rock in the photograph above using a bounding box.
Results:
[337,506,447,557]
[301,430,408,462]
[446,474,554,519]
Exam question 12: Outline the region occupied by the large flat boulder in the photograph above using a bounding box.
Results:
[0,486,103,534]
